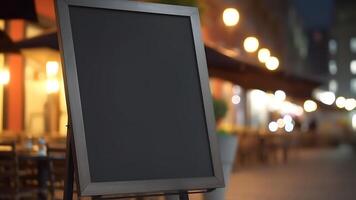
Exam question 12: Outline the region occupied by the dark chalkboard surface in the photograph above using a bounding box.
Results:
[56,0,223,196]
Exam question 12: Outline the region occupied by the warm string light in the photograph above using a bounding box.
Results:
[222,8,282,71]
[218,8,356,130]
[258,48,270,63]
[223,8,240,27]
[243,37,259,53]
[265,56,279,71]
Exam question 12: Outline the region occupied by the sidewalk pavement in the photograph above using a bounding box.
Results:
[196,145,356,200]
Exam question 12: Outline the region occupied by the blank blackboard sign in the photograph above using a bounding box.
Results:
[56,0,223,196]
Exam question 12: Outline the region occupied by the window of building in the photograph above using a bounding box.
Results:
[329,80,338,92]
[25,23,44,38]
[351,79,356,93]
[329,60,337,75]
[351,60,356,74]
[0,20,4,30]
[329,39,337,54]
[351,37,356,53]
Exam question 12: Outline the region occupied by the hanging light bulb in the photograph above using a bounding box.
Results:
[258,48,270,63]
[265,56,279,71]
[244,37,259,53]
[223,8,240,27]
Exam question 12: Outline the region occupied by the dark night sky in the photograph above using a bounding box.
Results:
[293,0,334,29]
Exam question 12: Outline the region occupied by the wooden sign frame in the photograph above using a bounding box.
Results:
[55,0,224,197]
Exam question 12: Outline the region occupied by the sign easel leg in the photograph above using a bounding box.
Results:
[63,125,74,200]
[179,191,189,200]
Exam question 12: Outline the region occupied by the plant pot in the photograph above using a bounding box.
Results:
[165,134,238,200]
[203,134,238,200]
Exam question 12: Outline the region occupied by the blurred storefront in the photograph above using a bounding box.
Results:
[0,0,67,139]
[0,0,355,147]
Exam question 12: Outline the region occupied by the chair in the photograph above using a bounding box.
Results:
[0,141,39,199]
[47,145,67,200]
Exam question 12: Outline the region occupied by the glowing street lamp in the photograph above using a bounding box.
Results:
[304,100,317,112]
[258,48,270,63]
[243,37,259,53]
[223,8,240,27]
[265,56,279,71]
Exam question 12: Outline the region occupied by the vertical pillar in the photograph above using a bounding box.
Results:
[44,93,60,134]
[212,78,223,99]
[5,20,25,132]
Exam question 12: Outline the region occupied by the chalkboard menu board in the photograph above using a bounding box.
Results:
[56,0,223,196]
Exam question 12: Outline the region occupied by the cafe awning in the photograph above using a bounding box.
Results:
[15,31,321,100]
[205,45,322,99]
[0,30,19,53]
[0,0,37,22]
[15,31,58,50]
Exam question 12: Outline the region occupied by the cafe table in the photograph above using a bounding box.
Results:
[18,148,66,200]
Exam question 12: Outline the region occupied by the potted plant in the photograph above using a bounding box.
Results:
[204,98,238,200]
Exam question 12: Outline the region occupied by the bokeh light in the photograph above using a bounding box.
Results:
[317,91,335,105]
[345,98,356,111]
[277,118,285,128]
[46,79,60,94]
[352,114,356,130]
[304,100,317,112]
[265,56,279,70]
[244,37,259,53]
[223,8,240,27]
[283,115,293,124]
[285,122,294,132]
[274,90,286,101]
[335,96,346,108]
[268,121,278,132]
[258,48,270,63]
[231,94,241,105]
[46,61,59,77]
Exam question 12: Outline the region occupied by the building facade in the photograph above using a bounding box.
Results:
[329,0,356,98]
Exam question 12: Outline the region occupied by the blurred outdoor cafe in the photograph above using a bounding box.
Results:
[1,0,356,199]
